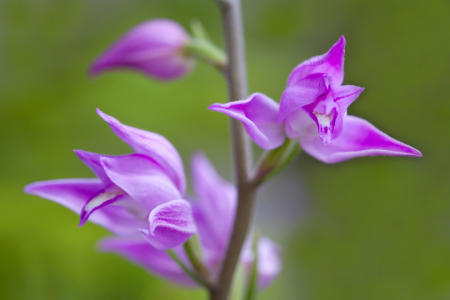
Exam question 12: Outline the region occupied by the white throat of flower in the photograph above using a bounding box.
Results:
[313,111,334,145]
[84,185,126,213]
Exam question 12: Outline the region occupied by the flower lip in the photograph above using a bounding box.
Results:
[299,87,340,145]
[139,199,196,250]
[79,185,127,227]
[310,109,337,145]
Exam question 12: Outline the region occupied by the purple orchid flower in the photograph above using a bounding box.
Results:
[24,109,196,250]
[98,152,281,289]
[90,19,194,81]
[209,36,422,163]
[24,110,281,288]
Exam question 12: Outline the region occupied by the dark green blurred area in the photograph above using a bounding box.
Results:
[1,0,450,299]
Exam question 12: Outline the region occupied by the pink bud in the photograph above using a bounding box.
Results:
[90,19,194,81]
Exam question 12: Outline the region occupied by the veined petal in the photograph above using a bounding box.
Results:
[97,109,186,194]
[287,35,346,87]
[24,179,143,236]
[279,73,331,125]
[99,237,196,286]
[100,154,181,212]
[300,116,422,163]
[209,93,285,150]
[74,150,113,185]
[190,153,236,261]
[140,200,196,250]
[333,85,365,114]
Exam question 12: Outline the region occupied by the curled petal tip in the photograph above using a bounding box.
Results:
[141,200,196,250]
[409,147,422,157]
[207,103,223,111]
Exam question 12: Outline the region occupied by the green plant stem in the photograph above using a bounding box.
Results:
[210,0,256,299]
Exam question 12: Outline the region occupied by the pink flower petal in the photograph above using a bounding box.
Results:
[278,73,331,124]
[287,35,346,87]
[190,153,236,269]
[74,150,114,185]
[140,200,196,250]
[100,154,182,212]
[99,237,197,286]
[300,116,422,163]
[209,93,285,150]
[97,109,186,194]
[24,179,143,236]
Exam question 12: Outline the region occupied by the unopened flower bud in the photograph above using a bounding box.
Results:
[90,19,194,81]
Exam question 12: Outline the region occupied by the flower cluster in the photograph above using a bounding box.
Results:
[25,109,280,288]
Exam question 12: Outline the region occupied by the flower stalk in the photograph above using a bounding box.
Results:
[210,0,256,299]
[253,139,300,186]
[184,37,227,70]
[167,249,210,288]
[183,238,211,281]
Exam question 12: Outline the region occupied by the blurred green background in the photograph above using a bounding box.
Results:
[1,0,450,299]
